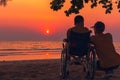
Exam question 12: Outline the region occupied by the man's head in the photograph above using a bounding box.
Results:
[93,21,105,34]
[74,15,84,25]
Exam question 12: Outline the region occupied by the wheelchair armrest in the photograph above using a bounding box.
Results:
[63,38,69,42]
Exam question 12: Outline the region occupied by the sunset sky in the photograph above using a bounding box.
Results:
[0,0,120,41]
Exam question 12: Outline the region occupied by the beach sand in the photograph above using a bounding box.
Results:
[0,59,120,80]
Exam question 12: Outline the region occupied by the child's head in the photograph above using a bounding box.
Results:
[74,15,84,25]
[93,21,105,34]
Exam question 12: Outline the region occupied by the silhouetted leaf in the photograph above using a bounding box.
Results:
[118,1,120,8]
[84,0,89,3]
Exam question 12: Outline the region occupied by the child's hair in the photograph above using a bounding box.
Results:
[74,15,84,25]
[94,21,105,33]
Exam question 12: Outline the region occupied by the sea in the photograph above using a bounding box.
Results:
[0,41,120,61]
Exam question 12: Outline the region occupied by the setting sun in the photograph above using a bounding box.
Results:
[46,29,50,34]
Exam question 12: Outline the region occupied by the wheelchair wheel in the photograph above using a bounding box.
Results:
[84,46,96,80]
[60,46,69,80]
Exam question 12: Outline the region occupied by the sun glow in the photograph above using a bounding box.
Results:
[46,29,50,34]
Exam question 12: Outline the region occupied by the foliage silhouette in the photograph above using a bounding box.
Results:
[50,0,120,16]
[0,0,11,7]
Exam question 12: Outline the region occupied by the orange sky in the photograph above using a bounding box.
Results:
[0,0,120,41]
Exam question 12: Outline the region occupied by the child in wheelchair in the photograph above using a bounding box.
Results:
[66,15,91,64]
[91,21,120,79]
[61,15,96,80]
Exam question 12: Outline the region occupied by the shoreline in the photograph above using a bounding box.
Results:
[0,51,61,61]
[0,59,60,63]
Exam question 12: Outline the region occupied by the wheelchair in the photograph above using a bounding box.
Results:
[60,31,97,80]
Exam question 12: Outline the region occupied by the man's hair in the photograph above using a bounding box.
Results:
[94,21,105,33]
[74,15,84,25]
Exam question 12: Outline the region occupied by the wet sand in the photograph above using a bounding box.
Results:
[0,59,120,80]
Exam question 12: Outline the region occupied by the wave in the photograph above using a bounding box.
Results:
[0,48,62,51]
[0,48,62,56]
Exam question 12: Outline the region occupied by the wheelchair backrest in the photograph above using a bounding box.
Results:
[68,30,90,56]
